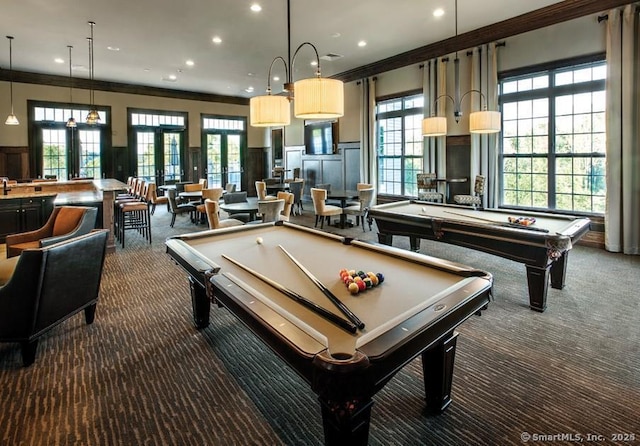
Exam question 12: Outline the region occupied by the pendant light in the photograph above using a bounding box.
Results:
[86,21,100,125]
[422,0,501,136]
[66,45,77,128]
[5,36,19,126]
[249,0,344,127]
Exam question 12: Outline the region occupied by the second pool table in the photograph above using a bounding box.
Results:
[369,200,591,312]
[166,222,492,446]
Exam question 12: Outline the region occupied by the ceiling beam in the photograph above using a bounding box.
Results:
[334,0,634,83]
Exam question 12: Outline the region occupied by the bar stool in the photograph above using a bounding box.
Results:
[117,200,152,248]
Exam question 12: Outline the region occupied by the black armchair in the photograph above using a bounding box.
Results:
[0,230,109,366]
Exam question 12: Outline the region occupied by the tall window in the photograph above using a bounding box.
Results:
[499,60,606,214]
[376,94,424,196]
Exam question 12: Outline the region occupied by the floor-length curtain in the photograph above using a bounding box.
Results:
[605,5,640,254]
[469,43,500,208]
[422,58,448,186]
[359,77,378,191]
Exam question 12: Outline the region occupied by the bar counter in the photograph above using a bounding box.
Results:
[2,179,128,253]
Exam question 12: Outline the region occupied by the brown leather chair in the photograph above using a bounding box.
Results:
[0,230,109,366]
[5,206,98,258]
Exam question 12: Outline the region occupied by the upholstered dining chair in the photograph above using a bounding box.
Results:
[255,181,276,201]
[276,191,295,221]
[204,199,244,229]
[288,180,305,216]
[225,183,237,193]
[257,199,285,223]
[343,188,376,232]
[168,189,197,227]
[195,188,224,219]
[310,187,342,229]
[454,175,486,209]
[6,206,98,258]
[417,173,443,203]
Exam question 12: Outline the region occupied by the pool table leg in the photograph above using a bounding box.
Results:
[377,232,393,246]
[525,265,549,312]
[549,251,569,290]
[422,330,459,414]
[188,276,211,328]
[318,396,374,446]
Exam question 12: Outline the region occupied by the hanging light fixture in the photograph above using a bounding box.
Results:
[66,45,77,128]
[422,0,501,137]
[85,21,100,125]
[5,36,19,126]
[249,0,344,127]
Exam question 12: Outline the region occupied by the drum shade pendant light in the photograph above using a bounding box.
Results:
[5,36,19,126]
[249,0,344,127]
[66,45,77,128]
[422,0,501,137]
[86,21,100,125]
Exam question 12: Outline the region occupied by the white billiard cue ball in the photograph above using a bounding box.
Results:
[256,237,263,244]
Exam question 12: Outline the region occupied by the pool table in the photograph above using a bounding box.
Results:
[369,200,591,312]
[166,222,492,446]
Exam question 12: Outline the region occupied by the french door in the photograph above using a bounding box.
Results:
[204,133,243,190]
[40,127,102,180]
[134,130,184,184]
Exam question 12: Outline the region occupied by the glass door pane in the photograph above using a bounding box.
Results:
[163,132,181,183]
[42,128,68,180]
[206,134,222,188]
[136,131,155,182]
[79,129,101,179]
[227,134,242,190]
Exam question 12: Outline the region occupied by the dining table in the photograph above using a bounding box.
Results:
[327,189,359,229]
[219,197,260,221]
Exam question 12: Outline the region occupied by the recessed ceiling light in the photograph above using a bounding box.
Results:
[186,60,195,67]
[245,86,254,93]
[358,40,367,47]
[144,68,151,72]
[54,58,64,64]
[212,36,222,44]
[273,76,280,81]
[331,32,341,38]
[169,74,177,80]
[310,60,318,66]
[433,8,445,18]
[250,3,261,12]
[107,46,120,52]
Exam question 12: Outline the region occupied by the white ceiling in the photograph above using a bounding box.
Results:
[1,0,565,99]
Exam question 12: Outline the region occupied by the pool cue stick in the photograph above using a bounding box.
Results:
[221,254,358,334]
[278,245,366,330]
[441,210,549,233]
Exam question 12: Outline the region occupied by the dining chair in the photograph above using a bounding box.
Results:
[288,179,304,216]
[258,199,285,223]
[310,188,342,229]
[167,189,197,227]
[343,188,376,232]
[225,183,236,193]
[255,181,276,201]
[204,199,244,229]
[454,175,486,209]
[196,188,224,220]
[276,191,295,221]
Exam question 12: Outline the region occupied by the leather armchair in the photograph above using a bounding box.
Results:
[0,230,109,366]
[6,206,98,258]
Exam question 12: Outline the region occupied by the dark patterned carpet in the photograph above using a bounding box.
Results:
[1,203,639,445]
